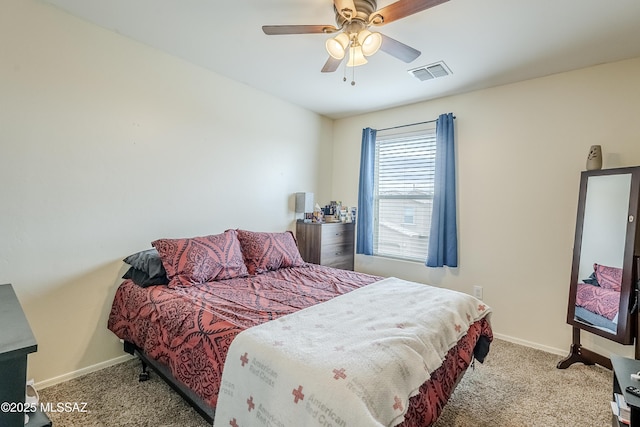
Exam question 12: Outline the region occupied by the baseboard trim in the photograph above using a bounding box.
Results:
[493,332,566,357]
[35,354,134,390]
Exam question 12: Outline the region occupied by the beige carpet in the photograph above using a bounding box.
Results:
[432,340,612,427]
[38,339,612,427]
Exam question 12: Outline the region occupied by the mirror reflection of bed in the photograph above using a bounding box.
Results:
[574,263,623,333]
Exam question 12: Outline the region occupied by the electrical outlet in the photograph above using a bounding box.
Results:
[473,285,483,300]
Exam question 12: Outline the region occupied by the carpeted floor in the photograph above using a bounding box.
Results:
[38,339,612,427]
[432,339,612,427]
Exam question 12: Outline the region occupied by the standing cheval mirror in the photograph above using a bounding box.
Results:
[558,166,640,369]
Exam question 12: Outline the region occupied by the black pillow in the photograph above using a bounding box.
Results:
[123,266,170,287]
[582,271,600,286]
[123,248,167,280]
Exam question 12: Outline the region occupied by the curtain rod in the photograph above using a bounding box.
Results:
[377,116,456,132]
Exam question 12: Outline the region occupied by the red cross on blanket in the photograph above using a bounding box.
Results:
[292,385,304,403]
[333,368,347,380]
[393,396,404,412]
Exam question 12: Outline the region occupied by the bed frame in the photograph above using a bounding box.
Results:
[123,341,216,423]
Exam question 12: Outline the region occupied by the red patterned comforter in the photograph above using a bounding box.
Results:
[108,264,492,426]
[575,282,620,320]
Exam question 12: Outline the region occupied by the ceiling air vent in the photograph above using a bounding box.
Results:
[409,61,452,81]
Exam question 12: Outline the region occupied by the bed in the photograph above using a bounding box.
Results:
[108,229,493,426]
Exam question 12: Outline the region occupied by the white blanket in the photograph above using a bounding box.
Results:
[213,277,491,427]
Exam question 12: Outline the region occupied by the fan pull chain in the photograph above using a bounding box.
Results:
[343,43,356,86]
[343,59,347,83]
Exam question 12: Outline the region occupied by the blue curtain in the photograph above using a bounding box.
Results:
[356,127,376,255]
[426,113,458,267]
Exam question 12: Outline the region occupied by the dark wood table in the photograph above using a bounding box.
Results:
[0,284,52,427]
[611,355,640,427]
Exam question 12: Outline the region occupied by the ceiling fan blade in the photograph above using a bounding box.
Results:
[321,56,344,73]
[262,25,339,35]
[334,0,357,20]
[373,0,449,26]
[379,33,421,63]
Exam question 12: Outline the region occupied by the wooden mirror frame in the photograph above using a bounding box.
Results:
[559,166,640,369]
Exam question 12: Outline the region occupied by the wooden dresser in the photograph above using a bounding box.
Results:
[296,221,355,271]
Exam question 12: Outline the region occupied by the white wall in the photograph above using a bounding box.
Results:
[332,57,640,357]
[0,0,333,383]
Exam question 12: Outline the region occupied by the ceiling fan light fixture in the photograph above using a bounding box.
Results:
[347,44,368,67]
[357,29,382,56]
[325,32,350,59]
[262,0,444,78]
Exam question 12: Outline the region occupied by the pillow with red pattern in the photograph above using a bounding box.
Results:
[152,230,248,288]
[236,230,305,275]
[593,263,622,292]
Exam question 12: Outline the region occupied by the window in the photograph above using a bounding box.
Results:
[403,207,415,225]
[373,125,436,262]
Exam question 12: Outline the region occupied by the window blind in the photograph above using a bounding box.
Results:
[373,127,436,262]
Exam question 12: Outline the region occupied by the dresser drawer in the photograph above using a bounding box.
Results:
[321,223,355,245]
[323,253,355,270]
[321,242,353,266]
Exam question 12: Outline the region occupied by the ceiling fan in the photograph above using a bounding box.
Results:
[262,0,449,74]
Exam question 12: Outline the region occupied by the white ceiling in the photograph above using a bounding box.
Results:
[41,0,640,119]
